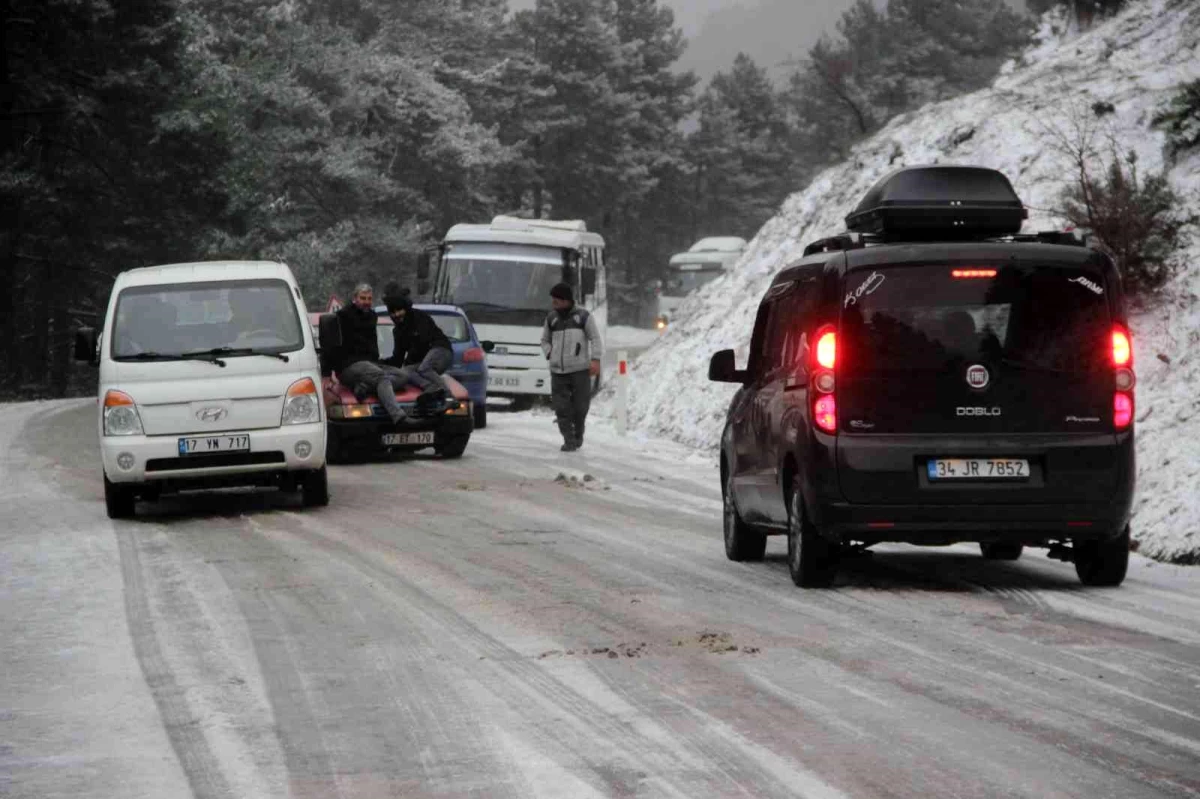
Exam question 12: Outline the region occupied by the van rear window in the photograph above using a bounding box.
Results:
[840,265,1111,375]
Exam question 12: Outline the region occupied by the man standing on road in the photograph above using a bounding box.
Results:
[334,283,410,426]
[541,282,603,452]
[382,285,453,411]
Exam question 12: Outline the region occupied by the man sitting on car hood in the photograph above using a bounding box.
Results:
[383,285,453,408]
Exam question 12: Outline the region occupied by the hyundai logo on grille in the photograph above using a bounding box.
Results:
[196,406,228,423]
[966,364,990,390]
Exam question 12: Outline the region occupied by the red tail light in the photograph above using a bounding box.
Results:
[463,347,485,364]
[814,395,837,433]
[951,268,997,279]
[1111,327,1131,367]
[815,330,836,370]
[1114,392,1133,430]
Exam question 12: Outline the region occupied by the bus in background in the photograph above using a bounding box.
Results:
[655,237,746,330]
[418,216,606,409]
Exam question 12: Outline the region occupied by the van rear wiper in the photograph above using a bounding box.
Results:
[181,347,291,364]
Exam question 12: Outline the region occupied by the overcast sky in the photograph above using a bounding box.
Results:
[509,0,1026,84]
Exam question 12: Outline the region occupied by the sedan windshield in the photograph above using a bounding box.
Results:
[111,279,303,359]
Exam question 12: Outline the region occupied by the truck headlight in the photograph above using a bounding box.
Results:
[282,378,320,425]
[103,390,143,436]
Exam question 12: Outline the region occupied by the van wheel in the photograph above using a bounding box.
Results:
[474,404,487,429]
[980,542,1023,561]
[723,473,766,561]
[787,480,837,588]
[302,466,329,507]
[438,436,469,459]
[1074,525,1129,587]
[104,475,136,519]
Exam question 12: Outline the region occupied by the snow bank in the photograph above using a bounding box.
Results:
[599,0,1200,563]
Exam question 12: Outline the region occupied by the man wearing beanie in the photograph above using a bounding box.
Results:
[541,282,604,452]
[334,283,411,426]
[382,284,453,409]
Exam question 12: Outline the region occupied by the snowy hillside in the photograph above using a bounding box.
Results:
[599,0,1200,563]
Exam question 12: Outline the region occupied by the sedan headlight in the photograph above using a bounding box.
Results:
[103,390,143,436]
[445,401,470,417]
[282,378,320,425]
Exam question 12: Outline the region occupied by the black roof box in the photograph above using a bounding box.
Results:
[845,165,1027,239]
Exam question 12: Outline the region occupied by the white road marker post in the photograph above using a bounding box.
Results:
[616,349,629,436]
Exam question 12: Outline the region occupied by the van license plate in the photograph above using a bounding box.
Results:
[178,435,250,455]
[382,432,435,446]
[928,458,1028,480]
[488,376,521,388]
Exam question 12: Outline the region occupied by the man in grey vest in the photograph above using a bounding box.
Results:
[541,282,604,452]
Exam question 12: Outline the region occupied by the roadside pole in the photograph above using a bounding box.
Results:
[616,350,628,436]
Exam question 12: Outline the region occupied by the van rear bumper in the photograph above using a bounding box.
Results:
[809,499,1133,546]
[101,421,326,484]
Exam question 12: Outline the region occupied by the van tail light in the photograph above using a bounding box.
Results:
[814,394,837,433]
[1111,327,1131,367]
[463,347,485,364]
[815,329,836,370]
[1114,392,1133,430]
[1111,325,1134,430]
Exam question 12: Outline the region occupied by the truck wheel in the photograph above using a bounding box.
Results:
[723,472,766,561]
[301,466,329,507]
[509,396,534,412]
[787,479,837,588]
[474,404,487,429]
[438,436,469,459]
[1074,525,1129,587]
[980,542,1023,561]
[104,475,136,519]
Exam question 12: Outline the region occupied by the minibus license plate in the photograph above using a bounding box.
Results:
[178,435,250,455]
[928,458,1028,480]
[383,432,435,446]
[489,376,521,388]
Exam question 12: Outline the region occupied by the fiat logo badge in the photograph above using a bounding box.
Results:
[966,364,990,390]
[196,406,227,423]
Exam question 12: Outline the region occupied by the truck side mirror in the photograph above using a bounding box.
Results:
[417,279,430,297]
[416,251,430,280]
[481,340,495,353]
[317,314,342,376]
[582,268,596,297]
[74,327,98,365]
[708,349,746,383]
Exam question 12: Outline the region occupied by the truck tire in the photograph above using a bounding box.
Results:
[1074,525,1129,587]
[104,475,136,519]
[723,472,766,562]
[787,479,838,588]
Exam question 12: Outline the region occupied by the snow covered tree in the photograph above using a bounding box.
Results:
[1152,80,1200,164]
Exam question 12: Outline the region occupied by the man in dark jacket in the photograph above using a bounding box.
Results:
[541,282,603,452]
[383,286,453,408]
[335,284,410,425]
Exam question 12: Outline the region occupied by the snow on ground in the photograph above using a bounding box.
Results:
[597,0,1200,563]
[604,325,661,353]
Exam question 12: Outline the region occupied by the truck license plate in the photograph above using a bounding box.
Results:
[928,458,1029,480]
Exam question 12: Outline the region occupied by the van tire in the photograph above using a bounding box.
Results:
[980,542,1023,560]
[1074,525,1129,587]
[104,475,136,519]
[474,404,487,429]
[787,480,837,588]
[438,436,469,459]
[302,466,329,507]
[723,473,766,562]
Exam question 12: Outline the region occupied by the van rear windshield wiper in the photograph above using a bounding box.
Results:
[182,347,291,363]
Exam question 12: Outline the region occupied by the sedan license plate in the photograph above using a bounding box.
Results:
[488,376,521,388]
[382,431,435,446]
[928,458,1029,480]
[178,435,250,455]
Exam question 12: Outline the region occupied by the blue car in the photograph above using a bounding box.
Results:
[374,304,493,429]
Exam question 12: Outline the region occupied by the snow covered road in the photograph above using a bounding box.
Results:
[3,400,1200,798]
